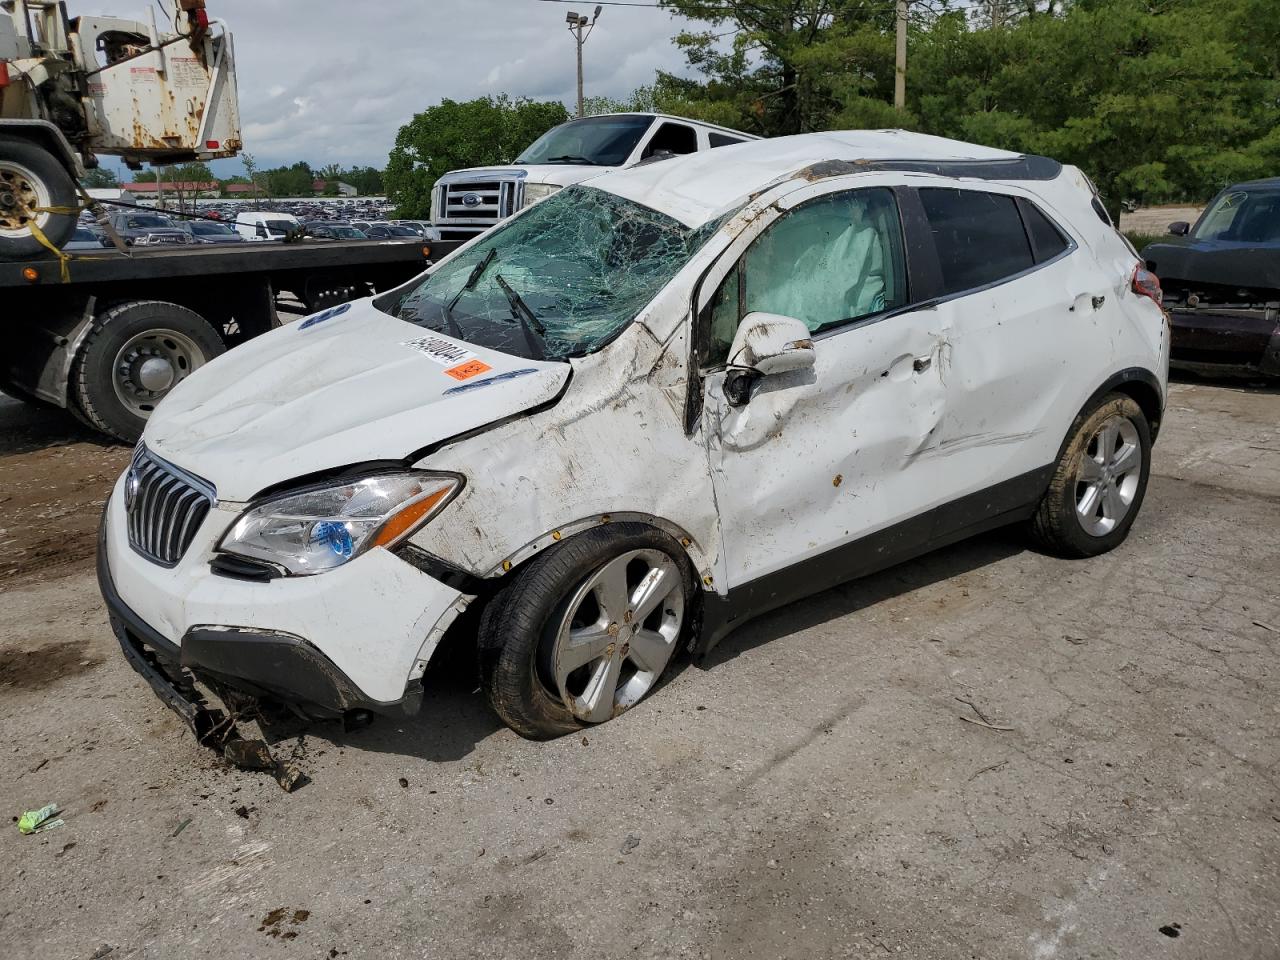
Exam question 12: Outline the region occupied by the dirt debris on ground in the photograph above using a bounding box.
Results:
[0,382,1277,959]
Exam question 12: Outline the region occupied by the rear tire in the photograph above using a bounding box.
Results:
[70,301,225,443]
[478,524,696,740]
[0,138,78,261]
[1030,393,1151,558]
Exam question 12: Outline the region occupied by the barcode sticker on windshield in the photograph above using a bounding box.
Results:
[401,335,476,366]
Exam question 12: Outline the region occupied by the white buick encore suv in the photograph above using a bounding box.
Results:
[99,130,1169,742]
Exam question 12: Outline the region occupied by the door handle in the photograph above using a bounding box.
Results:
[912,356,932,373]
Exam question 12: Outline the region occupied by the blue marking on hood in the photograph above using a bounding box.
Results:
[442,367,540,396]
[298,302,352,330]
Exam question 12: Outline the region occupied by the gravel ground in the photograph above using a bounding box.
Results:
[1,381,1277,960]
[1118,206,1204,236]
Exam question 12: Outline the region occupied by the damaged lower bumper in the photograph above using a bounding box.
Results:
[97,518,423,745]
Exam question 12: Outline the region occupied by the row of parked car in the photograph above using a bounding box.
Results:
[69,209,437,249]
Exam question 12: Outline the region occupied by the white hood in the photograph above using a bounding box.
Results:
[144,301,569,502]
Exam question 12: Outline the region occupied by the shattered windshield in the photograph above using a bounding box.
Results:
[385,186,721,361]
[516,116,652,167]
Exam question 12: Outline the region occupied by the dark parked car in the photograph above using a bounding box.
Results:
[303,221,368,240]
[363,223,419,240]
[181,219,247,244]
[1142,178,1280,378]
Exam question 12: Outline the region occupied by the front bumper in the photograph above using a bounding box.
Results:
[1169,304,1280,378]
[99,475,466,722]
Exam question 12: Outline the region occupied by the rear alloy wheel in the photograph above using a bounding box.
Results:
[1030,393,1152,558]
[479,524,695,739]
[1073,414,1143,536]
[0,139,78,260]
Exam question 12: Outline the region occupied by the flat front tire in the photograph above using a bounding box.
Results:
[478,524,696,740]
[1030,393,1152,558]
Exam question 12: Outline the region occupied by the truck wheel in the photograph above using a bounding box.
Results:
[71,301,225,443]
[1030,393,1152,558]
[478,524,695,740]
[0,138,78,261]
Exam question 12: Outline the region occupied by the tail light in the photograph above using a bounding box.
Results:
[1131,265,1162,306]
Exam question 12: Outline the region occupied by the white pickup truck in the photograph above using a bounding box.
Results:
[429,112,757,242]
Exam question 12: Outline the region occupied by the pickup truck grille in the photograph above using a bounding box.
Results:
[125,444,215,567]
[438,179,520,228]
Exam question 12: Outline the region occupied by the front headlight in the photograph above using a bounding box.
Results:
[218,472,462,576]
[521,182,561,209]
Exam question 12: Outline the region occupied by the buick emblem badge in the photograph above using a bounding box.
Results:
[124,469,141,511]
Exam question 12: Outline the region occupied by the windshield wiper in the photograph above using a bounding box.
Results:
[494,273,547,361]
[541,155,601,165]
[441,247,497,337]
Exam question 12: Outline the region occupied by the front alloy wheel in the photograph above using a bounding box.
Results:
[479,524,695,740]
[546,549,684,723]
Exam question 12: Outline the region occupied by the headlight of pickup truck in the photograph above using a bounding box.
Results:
[218,473,462,576]
[521,183,561,209]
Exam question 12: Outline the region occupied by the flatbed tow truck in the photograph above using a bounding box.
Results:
[2,237,462,442]
[3,0,467,442]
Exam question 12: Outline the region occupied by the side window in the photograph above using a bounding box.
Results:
[919,188,1034,295]
[708,132,746,148]
[1019,199,1070,263]
[700,187,908,367]
[643,122,698,159]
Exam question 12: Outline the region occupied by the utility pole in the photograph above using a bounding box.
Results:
[565,6,602,119]
[895,0,907,112]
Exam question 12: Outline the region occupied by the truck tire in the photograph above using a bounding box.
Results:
[71,301,225,443]
[0,137,78,261]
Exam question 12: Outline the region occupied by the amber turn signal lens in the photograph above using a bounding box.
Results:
[371,487,451,549]
[22,267,39,282]
[421,245,431,258]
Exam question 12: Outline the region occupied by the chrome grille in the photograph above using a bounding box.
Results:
[439,178,521,226]
[125,444,215,567]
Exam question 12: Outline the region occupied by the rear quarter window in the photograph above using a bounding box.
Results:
[919,188,1035,294]
[1018,199,1071,263]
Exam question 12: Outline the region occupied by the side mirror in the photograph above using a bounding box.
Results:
[723,312,815,406]
[1168,221,1190,236]
[730,312,815,376]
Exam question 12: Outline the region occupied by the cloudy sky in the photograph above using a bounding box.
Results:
[182,0,705,176]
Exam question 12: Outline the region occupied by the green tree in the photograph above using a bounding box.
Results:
[132,170,158,183]
[265,161,316,197]
[659,0,900,135]
[170,161,215,184]
[910,0,1280,214]
[81,167,119,188]
[385,95,569,218]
